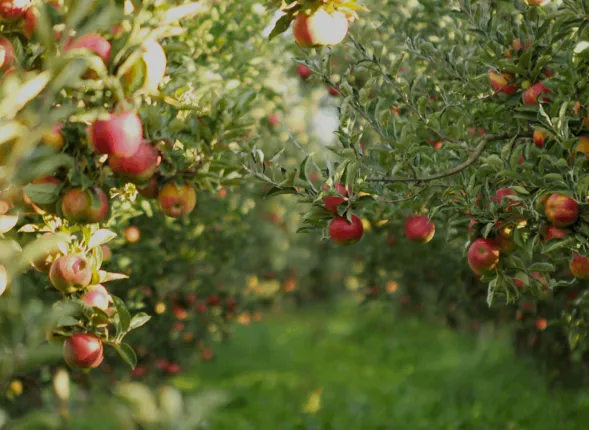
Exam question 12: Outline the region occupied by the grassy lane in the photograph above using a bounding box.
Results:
[174,303,589,430]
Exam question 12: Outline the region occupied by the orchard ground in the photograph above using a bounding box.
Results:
[74,302,589,429]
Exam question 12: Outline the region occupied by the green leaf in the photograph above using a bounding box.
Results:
[22,183,61,205]
[129,313,151,330]
[264,187,298,198]
[269,14,294,40]
[528,262,556,272]
[112,295,131,332]
[114,343,137,370]
[87,229,117,249]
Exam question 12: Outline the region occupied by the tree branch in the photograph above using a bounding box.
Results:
[366,133,527,184]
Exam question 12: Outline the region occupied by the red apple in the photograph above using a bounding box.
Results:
[544,194,578,227]
[0,36,14,71]
[535,318,548,331]
[123,226,140,243]
[138,176,159,199]
[489,71,517,95]
[131,365,147,378]
[522,81,551,105]
[387,234,396,246]
[158,183,197,217]
[0,0,31,20]
[81,284,111,311]
[491,187,519,210]
[65,34,111,64]
[196,303,207,314]
[322,183,348,214]
[570,253,589,279]
[109,142,158,184]
[201,348,214,361]
[533,130,547,148]
[167,363,181,374]
[573,136,589,159]
[297,64,312,80]
[292,9,349,48]
[328,86,341,97]
[467,238,500,275]
[505,39,531,59]
[329,215,364,245]
[207,294,220,306]
[428,140,443,150]
[63,333,104,369]
[268,113,279,127]
[89,112,143,158]
[405,215,435,243]
[468,127,486,137]
[543,225,569,242]
[61,187,109,224]
[49,255,93,293]
[156,360,169,371]
[121,40,166,94]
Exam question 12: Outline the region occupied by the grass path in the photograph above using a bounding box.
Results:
[176,303,589,430]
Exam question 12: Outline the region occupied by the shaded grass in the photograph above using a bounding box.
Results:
[175,302,589,430]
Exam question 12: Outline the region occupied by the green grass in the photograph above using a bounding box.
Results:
[174,302,589,430]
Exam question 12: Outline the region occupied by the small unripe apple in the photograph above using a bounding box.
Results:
[322,183,348,214]
[570,253,589,279]
[522,81,551,105]
[138,176,159,199]
[30,232,66,272]
[121,40,167,94]
[467,238,500,275]
[0,0,31,20]
[61,187,109,224]
[81,284,111,311]
[41,122,65,151]
[488,71,517,95]
[109,142,158,184]
[405,215,435,243]
[65,33,111,64]
[89,112,143,158]
[533,130,547,148]
[63,333,104,369]
[329,214,364,245]
[544,194,578,227]
[123,226,140,243]
[49,255,93,293]
[292,9,349,48]
[158,183,197,217]
[0,36,14,71]
[297,64,312,80]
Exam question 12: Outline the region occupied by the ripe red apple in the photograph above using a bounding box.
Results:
[225,297,237,311]
[61,187,109,224]
[322,183,348,214]
[405,215,435,243]
[544,194,578,227]
[467,238,500,275]
[468,127,486,137]
[533,130,547,148]
[63,333,104,369]
[488,71,517,95]
[173,306,188,320]
[201,348,214,361]
[292,9,349,48]
[158,183,197,217]
[543,225,569,242]
[536,318,548,331]
[81,284,111,311]
[167,363,181,374]
[109,142,158,184]
[65,34,111,64]
[121,40,167,94]
[328,86,341,97]
[156,360,170,371]
[0,0,31,20]
[49,255,93,293]
[196,303,207,314]
[89,112,143,158]
[123,226,140,243]
[0,36,14,71]
[329,214,364,245]
[428,139,443,150]
[131,365,147,378]
[297,64,312,80]
[522,81,551,105]
[570,253,589,279]
[491,187,519,211]
[268,113,280,127]
[207,294,220,307]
